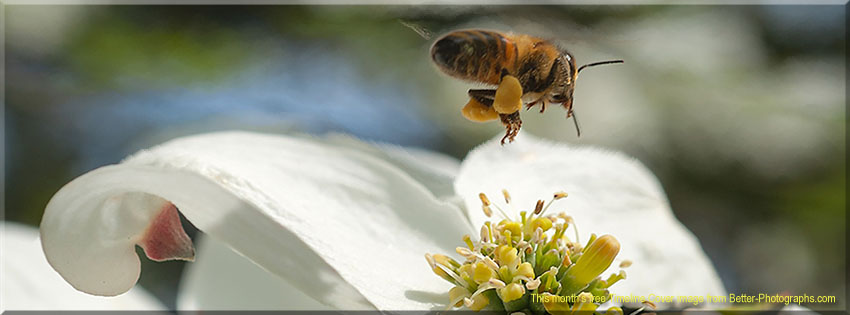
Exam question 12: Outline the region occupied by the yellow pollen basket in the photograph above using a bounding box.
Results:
[461,97,500,122]
[493,75,524,114]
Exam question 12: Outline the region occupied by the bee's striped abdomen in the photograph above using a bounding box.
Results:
[430,30,514,85]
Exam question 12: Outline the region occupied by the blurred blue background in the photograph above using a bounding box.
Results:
[4,5,845,310]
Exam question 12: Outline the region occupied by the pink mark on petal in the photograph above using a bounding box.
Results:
[138,202,195,262]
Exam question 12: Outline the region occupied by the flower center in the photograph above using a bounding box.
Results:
[426,190,629,314]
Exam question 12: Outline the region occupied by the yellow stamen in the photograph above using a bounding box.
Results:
[605,270,627,288]
[499,282,525,303]
[463,234,474,250]
[482,256,499,271]
[502,221,522,240]
[561,234,620,295]
[472,262,497,284]
[538,191,567,217]
[427,190,628,311]
[516,262,535,279]
[425,253,449,279]
[530,217,553,232]
[449,286,470,307]
[433,254,459,268]
[464,294,489,311]
[496,245,519,266]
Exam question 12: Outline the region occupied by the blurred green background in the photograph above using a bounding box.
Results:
[4,5,845,310]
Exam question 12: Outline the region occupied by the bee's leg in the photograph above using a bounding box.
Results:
[564,98,574,118]
[525,99,547,113]
[499,111,522,145]
[467,89,496,106]
[525,100,538,111]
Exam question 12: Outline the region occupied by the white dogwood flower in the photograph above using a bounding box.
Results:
[39,131,725,310]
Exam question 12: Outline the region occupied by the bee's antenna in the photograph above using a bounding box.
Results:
[399,20,432,40]
[570,109,581,137]
[577,59,624,73]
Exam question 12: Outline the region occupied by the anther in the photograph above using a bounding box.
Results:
[502,189,512,204]
[482,205,493,217]
[531,227,544,244]
[534,199,544,215]
[526,278,541,290]
[482,256,499,270]
[456,247,475,258]
[488,278,507,289]
[554,191,568,199]
[479,193,491,206]
[619,260,632,268]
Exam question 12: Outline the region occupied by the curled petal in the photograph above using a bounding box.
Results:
[41,131,473,309]
[3,222,164,310]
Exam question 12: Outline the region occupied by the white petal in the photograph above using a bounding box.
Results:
[177,235,328,310]
[40,131,473,310]
[1,221,164,311]
[454,133,726,307]
[320,133,460,199]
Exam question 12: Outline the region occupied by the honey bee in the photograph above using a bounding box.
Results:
[430,29,623,144]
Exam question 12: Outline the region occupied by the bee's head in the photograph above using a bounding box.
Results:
[550,54,624,107]
[550,53,623,137]
[547,53,578,105]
